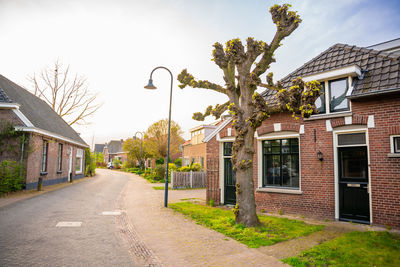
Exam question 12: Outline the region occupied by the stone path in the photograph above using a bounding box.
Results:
[119,171,285,267]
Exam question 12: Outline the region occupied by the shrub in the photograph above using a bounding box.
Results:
[155,158,164,165]
[174,158,182,167]
[190,163,202,171]
[178,166,191,172]
[0,160,24,195]
[113,157,122,169]
[154,165,166,180]
[85,148,96,177]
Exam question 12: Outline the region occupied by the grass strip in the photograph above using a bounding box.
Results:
[169,202,323,248]
[283,231,400,267]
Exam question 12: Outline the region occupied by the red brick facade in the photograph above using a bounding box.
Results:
[183,142,207,170]
[206,97,400,228]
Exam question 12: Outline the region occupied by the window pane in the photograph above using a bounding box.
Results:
[340,149,367,179]
[224,142,233,156]
[315,82,325,113]
[329,78,349,112]
[338,133,366,146]
[394,137,400,153]
[263,138,299,188]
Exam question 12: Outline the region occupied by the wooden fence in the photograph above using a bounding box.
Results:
[171,171,206,189]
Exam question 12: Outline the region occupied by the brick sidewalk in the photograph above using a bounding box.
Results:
[119,172,285,267]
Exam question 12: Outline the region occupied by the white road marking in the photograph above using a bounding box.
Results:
[56,222,82,227]
[102,211,123,215]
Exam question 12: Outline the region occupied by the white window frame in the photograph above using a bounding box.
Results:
[256,131,302,194]
[218,136,235,204]
[315,77,352,116]
[57,143,63,172]
[76,148,84,174]
[389,135,400,157]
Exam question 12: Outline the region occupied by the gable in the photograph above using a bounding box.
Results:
[0,74,87,147]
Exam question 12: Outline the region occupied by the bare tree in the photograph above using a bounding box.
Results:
[29,60,101,126]
[178,4,321,227]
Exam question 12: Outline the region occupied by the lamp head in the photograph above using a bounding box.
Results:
[144,79,157,90]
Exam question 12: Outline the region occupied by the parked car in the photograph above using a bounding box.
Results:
[107,162,114,169]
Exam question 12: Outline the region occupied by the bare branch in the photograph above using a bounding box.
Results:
[27,60,102,126]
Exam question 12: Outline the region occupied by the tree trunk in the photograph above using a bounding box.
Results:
[234,128,260,227]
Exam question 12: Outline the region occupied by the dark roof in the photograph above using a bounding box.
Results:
[107,140,123,154]
[94,144,105,153]
[262,43,400,100]
[0,74,87,146]
[0,86,12,103]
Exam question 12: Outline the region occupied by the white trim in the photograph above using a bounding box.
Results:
[346,76,354,96]
[307,111,353,121]
[0,102,20,109]
[299,125,305,134]
[302,65,361,82]
[203,118,232,143]
[227,128,232,136]
[367,115,375,128]
[390,135,400,154]
[326,120,332,132]
[257,188,303,194]
[76,148,84,174]
[273,123,281,132]
[12,109,34,127]
[256,131,301,193]
[344,116,352,125]
[219,142,224,204]
[332,127,371,223]
[15,126,88,147]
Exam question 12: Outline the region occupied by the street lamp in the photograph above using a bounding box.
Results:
[144,66,173,208]
[134,131,144,175]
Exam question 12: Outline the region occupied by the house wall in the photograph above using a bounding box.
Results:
[183,142,207,170]
[25,133,85,189]
[206,96,400,228]
[0,109,25,127]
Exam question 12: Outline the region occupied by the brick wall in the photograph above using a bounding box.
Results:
[183,142,207,170]
[205,96,400,228]
[25,133,85,189]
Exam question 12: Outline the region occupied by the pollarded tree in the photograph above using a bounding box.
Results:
[178,4,321,227]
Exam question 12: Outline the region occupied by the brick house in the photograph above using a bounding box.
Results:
[0,74,88,189]
[102,139,127,164]
[204,39,400,228]
[182,123,218,170]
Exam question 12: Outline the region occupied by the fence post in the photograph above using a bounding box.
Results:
[171,171,174,189]
[190,170,193,188]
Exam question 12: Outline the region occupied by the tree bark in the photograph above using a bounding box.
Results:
[234,128,260,226]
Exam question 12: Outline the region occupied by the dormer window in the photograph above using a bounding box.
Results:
[314,78,350,114]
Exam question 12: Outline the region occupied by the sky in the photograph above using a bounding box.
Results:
[0,0,399,148]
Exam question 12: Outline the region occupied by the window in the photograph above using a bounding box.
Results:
[394,137,400,153]
[76,148,83,174]
[329,78,349,112]
[315,82,326,114]
[41,140,49,173]
[57,143,63,172]
[314,78,350,115]
[262,138,299,188]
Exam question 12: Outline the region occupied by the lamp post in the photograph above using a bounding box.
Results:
[144,66,173,208]
[134,131,144,175]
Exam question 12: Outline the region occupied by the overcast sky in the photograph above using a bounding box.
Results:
[1,0,399,147]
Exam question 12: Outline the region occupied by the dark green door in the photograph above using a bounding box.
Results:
[223,142,236,205]
[338,146,370,223]
[224,158,236,205]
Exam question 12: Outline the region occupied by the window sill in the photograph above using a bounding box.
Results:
[305,111,352,121]
[76,171,82,175]
[257,187,303,195]
[56,171,62,174]
[40,172,48,176]
[388,153,400,158]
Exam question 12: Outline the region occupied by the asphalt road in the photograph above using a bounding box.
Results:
[0,171,134,267]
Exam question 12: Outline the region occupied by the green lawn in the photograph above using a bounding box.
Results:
[169,202,323,248]
[283,231,400,267]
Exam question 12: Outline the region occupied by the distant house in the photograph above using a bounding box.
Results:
[100,140,127,164]
[182,122,220,171]
[0,74,88,189]
[205,39,400,228]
